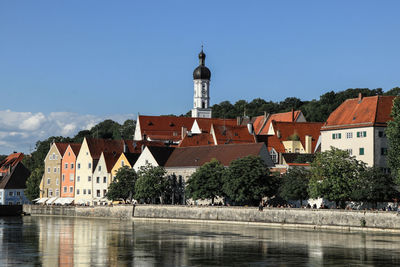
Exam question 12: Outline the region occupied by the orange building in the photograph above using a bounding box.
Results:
[60,144,81,198]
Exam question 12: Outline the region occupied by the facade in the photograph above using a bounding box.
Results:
[0,153,30,205]
[321,94,395,170]
[111,152,140,181]
[92,152,120,204]
[192,48,212,118]
[133,146,175,171]
[41,143,69,198]
[60,144,81,198]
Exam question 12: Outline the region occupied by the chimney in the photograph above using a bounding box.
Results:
[247,123,254,135]
[305,135,312,153]
[181,127,187,139]
[291,109,295,122]
[358,93,362,103]
[237,116,242,126]
[123,140,127,153]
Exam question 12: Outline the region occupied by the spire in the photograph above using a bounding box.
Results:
[199,45,206,66]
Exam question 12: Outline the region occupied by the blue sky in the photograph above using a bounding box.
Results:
[1,1,400,154]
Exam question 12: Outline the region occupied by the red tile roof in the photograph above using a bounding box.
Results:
[165,143,266,167]
[255,110,303,135]
[212,124,256,145]
[55,143,69,157]
[267,121,323,153]
[103,152,121,172]
[194,118,237,133]
[0,153,24,174]
[322,95,396,131]
[68,143,82,156]
[86,138,127,159]
[179,133,215,147]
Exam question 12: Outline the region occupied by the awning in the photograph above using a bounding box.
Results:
[63,198,74,205]
[36,198,48,204]
[32,198,40,202]
[46,197,58,205]
[54,198,64,205]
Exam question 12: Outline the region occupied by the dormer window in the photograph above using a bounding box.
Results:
[169,122,175,127]
[148,121,153,126]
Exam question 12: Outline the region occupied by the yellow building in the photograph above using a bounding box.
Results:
[111,152,140,181]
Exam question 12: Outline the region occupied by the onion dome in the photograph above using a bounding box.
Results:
[193,48,211,80]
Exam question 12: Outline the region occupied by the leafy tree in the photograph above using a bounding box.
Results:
[309,147,366,207]
[279,167,310,205]
[185,159,225,204]
[135,164,168,204]
[165,174,185,204]
[352,167,398,205]
[384,87,400,96]
[222,155,278,205]
[106,166,137,202]
[387,96,400,185]
[24,167,43,201]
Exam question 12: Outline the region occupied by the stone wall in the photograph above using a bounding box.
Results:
[23,204,400,230]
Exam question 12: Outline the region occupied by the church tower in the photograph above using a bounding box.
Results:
[191,47,212,118]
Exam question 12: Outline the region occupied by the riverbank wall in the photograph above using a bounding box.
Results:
[22,204,400,231]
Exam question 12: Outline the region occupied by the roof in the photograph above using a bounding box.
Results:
[254,110,303,135]
[212,124,256,145]
[137,115,196,141]
[86,138,134,159]
[69,143,82,156]
[54,143,69,157]
[282,153,315,164]
[193,118,237,133]
[165,143,266,167]
[124,153,141,166]
[179,133,215,147]
[0,162,30,189]
[267,121,323,153]
[103,152,121,172]
[0,153,24,174]
[322,95,396,130]
[147,146,175,166]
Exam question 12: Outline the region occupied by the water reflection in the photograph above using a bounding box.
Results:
[1,216,400,266]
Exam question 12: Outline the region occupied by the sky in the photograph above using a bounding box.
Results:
[1,1,400,154]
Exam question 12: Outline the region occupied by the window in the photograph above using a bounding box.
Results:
[47,168,50,173]
[63,186,67,193]
[68,152,71,156]
[69,186,73,193]
[65,163,68,169]
[332,133,341,139]
[78,163,81,169]
[359,148,365,155]
[295,148,300,153]
[83,189,86,195]
[52,153,55,160]
[346,132,353,139]
[357,131,367,138]
[56,189,59,196]
[77,189,80,195]
[16,201,21,205]
[70,174,74,181]
[96,177,100,183]
[8,201,13,205]
[88,189,91,195]
[54,167,57,173]
[58,167,60,173]
[77,176,80,182]
[121,160,125,167]
[47,178,50,185]
[379,131,386,138]
[16,191,20,196]
[103,190,107,197]
[71,163,74,169]
[103,177,107,183]
[9,191,14,196]
[98,165,101,171]
[56,179,59,185]
[346,149,353,156]
[88,163,91,169]
[145,160,149,164]
[62,174,65,182]
[97,190,100,197]
[49,189,53,196]
[88,176,91,182]
[55,155,58,160]
[381,148,388,156]
[270,150,277,162]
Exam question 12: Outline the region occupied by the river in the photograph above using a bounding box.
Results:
[1,216,400,266]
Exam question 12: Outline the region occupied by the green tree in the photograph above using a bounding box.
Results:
[165,174,185,204]
[135,164,168,204]
[387,96,400,185]
[24,167,43,201]
[309,147,366,207]
[279,167,310,205]
[222,155,278,206]
[106,166,137,202]
[185,159,225,204]
[352,167,398,205]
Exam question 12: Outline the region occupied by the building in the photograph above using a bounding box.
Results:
[60,143,81,198]
[321,94,395,170]
[111,152,140,181]
[0,153,30,205]
[133,146,175,171]
[191,47,212,118]
[41,142,69,198]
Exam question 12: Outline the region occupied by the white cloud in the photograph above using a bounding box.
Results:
[0,110,135,155]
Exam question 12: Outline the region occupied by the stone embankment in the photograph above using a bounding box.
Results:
[23,204,400,232]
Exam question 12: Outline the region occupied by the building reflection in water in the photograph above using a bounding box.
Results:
[2,216,400,266]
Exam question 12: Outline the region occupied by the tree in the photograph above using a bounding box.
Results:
[387,96,400,185]
[352,167,398,205]
[24,168,43,201]
[222,155,278,206]
[309,147,366,207]
[185,159,225,204]
[165,174,185,205]
[106,166,137,202]
[279,167,310,205]
[135,164,168,204]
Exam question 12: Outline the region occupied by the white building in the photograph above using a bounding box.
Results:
[321,94,395,171]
